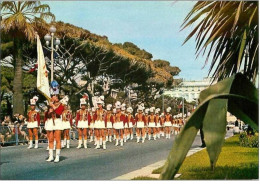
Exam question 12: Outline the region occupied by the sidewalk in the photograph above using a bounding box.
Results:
[113,133,234,180]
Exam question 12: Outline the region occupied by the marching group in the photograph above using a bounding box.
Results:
[26,93,186,163]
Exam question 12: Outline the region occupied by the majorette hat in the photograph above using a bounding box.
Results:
[121,103,126,111]
[60,95,69,105]
[166,107,171,113]
[127,107,133,113]
[150,107,155,113]
[155,108,160,114]
[113,108,117,114]
[50,80,60,95]
[160,113,165,117]
[106,104,112,111]
[137,103,144,111]
[91,107,96,112]
[96,95,104,105]
[30,96,39,105]
[115,101,121,109]
[80,98,87,106]
[145,108,149,114]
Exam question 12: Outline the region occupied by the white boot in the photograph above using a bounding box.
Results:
[28,140,33,149]
[115,139,119,146]
[113,134,116,140]
[120,139,123,146]
[127,134,130,140]
[137,137,140,143]
[95,141,100,149]
[53,140,56,150]
[54,149,60,163]
[109,136,112,142]
[84,140,88,149]
[64,138,67,146]
[157,133,160,139]
[106,136,108,142]
[168,134,171,139]
[66,140,70,148]
[130,134,133,140]
[46,141,49,150]
[103,141,106,150]
[162,132,165,137]
[148,135,151,140]
[34,140,38,149]
[142,137,145,143]
[61,140,64,148]
[77,140,82,149]
[90,136,93,142]
[94,136,97,145]
[46,149,54,162]
[100,138,103,146]
[123,136,126,143]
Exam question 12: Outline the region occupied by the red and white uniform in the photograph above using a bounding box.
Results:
[164,114,173,127]
[148,115,156,128]
[76,109,90,128]
[114,112,125,129]
[62,110,73,129]
[125,114,135,128]
[155,115,161,128]
[45,102,65,131]
[105,112,114,129]
[135,113,146,128]
[27,110,40,128]
[93,109,106,129]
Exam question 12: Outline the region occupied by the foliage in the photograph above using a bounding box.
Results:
[154,135,259,179]
[239,132,259,148]
[182,1,258,83]
[159,73,258,179]
[132,176,158,180]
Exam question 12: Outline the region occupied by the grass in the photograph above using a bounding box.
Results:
[152,135,259,179]
[132,176,158,180]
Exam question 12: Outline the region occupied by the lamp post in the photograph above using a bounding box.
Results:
[44,25,60,82]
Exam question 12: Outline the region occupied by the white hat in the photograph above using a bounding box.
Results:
[115,101,121,109]
[155,108,160,114]
[113,108,117,114]
[92,107,96,112]
[97,96,104,104]
[80,98,87,105]
[160,113,165,117]
[145,108,149,114]
[106,104,112,111]
[30,96,38,105]
[166,107,171,113]
[60,95,69,105]
[150,107,155,113]
[137,105,143,111]
[127,107,133,113]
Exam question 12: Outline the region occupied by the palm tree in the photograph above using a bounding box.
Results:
[181,1,258,83]
[1,1,55,115]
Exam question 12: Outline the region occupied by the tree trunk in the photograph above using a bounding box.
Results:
[12,37,24,115]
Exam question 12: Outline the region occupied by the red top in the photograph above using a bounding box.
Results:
[105,112,114,127]
[160,116,165,126]
[148,115,156,123]
[155,115,161,125]
[62,110,73,126]
[53,102,64,117]
[76,109,91,126]
[124,114,135,125]
[115,113,125,123]
[93,109,106,122]
[27,110,40,126]
[135,113,146,125]
[165,114,173,124]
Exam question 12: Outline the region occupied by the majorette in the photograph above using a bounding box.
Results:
[93,96,107,149]
[105,104,114,142]
[135,103,146,143]
[27,96,40,149]
[144,108,149,140]
[164,107,173,139]
[76,96,91,149]
[121,103,128,143]
[155,108,161,139]
[125,107,135,140]
[148,107,157,140]
[160,112,165,137]
[89,107,96,142]
[60,96,72,149]
[113,101,125,146]
[45,81,65,163]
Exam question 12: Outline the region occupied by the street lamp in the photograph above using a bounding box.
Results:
[44,25,60,82]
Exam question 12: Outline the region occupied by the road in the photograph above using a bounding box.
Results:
[0,130,233,180]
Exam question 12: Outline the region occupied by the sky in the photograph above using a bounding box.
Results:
[47,1,211,81]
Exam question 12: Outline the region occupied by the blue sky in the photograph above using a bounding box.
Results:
[47,1,211,80]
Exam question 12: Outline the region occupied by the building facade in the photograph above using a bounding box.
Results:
[164,77,216,102]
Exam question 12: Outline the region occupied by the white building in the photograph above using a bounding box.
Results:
[164,77,216,102]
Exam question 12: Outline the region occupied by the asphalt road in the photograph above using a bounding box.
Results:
[1,130,233,180]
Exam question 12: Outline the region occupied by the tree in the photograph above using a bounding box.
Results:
[1,1,55,115]
[160,1,258,179]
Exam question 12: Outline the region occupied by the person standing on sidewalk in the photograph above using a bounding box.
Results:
[76,98,91,149]
[27,96,40,149]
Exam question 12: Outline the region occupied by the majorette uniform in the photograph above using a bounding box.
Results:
[61,109,72,148]
[114,102,126,146]
[160,113,165,137]
[148,107,156,141]
[155,108,161,139]
[105,104,114,142]
[76,98,91,149]
[89,107,96,142]
[135,105,146,143]
[144,109,149,140]
[125,107,135,140]
[172,116,179,135]
[164,107,173,139]
[27,96,40,149]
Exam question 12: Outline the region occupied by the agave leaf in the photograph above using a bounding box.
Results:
[203,99,228,171]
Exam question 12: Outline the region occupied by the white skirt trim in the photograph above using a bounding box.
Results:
[27,121,38,129]
[107,122,113,129]
[128,122,133,128]
[136,121,144,128]
[53,118,64,130]
[164,121,172,127]
[114,122,124,129]
[63,121,71,129]
[148,122,156,128]
[77,120,88,128]
[94,120,105,129]
[89,123,94,129]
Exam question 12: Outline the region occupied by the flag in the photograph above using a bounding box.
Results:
[36,34,51,101]
[178,101,182,109]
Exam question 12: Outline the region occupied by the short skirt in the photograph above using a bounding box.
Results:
[77,120,88,128]
[107,122,113,129]
[27,121,38,129]
[156,123,161,128]
[136,121,144,128]
[172,124,179,128]
[164,121,172,127]
[45,118,63,131]
[128,122,133,128]
[114,122,124,129]
[148,122,156,128]
[63,121,71,129]
[94,120,105,129]
[89,122,94,129]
